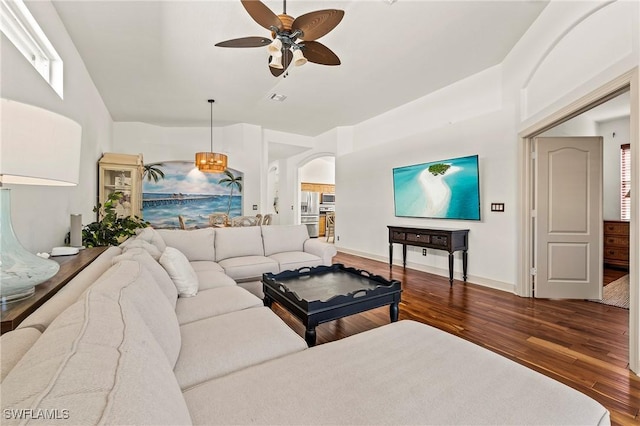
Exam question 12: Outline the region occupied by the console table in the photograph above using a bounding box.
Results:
[388,226,469,286]
[1,246,108,334]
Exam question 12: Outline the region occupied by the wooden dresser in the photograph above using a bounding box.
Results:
[603,220,629,269]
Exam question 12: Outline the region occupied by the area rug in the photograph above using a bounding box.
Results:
[592,275,629,309]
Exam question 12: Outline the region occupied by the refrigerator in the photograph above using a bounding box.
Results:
[300,191,320,237]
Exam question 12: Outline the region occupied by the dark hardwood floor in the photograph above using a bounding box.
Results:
[270,252,638,426]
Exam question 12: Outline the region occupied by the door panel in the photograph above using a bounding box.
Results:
[535,137,603,299]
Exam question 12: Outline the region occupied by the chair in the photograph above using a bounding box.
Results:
[209,213,228,227]
[178,215,186,230]
[230,216,260,227]
[325,212,335,242]
[255,214,262,225]
[262,214,273,225]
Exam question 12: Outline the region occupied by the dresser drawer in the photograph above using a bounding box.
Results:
[391,231,406,241]
[604,236,628,247]
[604,247,629,261]
[431,235,448,247]
[604,222,629,236]
[406,233,429,243]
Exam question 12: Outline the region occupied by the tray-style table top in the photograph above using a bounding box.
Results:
[263,264,401,314]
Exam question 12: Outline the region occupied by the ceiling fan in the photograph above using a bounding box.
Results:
[215,0,344,77]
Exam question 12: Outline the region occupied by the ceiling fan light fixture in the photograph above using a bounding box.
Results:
[292,48,307,66]
[195,99,228,173]
[269,55,283,69]
[267,38,282,55]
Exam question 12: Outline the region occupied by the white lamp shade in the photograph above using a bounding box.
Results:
[267,38,282,56]
[0,98,81,186]
[292,48,307,67]
[269,55,283,69]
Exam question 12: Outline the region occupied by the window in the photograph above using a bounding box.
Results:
[621,143,630,221]
[0,0,63,98]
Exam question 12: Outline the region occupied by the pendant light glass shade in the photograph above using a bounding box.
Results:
[195,99,228,173]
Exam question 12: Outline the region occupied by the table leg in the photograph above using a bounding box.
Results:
[390,302,399,322]
[402,244,407,268]
[263,294,272,308]
[462,250,468,282]
[305,326,317,347]
[389,243,393,268]
[448,252,454,286]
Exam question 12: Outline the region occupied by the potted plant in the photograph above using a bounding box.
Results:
[82,191,149,247]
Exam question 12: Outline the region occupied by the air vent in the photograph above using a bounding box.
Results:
[269,93,287,102]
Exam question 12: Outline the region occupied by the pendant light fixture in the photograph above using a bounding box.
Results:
[195,99,227,173]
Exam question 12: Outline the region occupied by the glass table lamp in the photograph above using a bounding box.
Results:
[0,99,81,302]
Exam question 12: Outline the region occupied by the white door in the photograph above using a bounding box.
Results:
[534,137,603,299]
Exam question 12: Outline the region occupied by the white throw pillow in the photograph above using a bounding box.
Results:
[159,247,199,298]
[135,227,167,252]
[122,239,162,260]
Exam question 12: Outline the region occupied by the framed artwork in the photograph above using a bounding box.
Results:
[142,161,243,229]
[392,155,481,220]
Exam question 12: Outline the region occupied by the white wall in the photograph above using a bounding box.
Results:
[1,0,113,252]
[599,117,631,220]
[332,0,638,294]
[112,122,264,216]
[300,157,335,185]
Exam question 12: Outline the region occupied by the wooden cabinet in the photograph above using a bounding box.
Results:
[98,153,143,219]
[301,182,335,194]
[319,214,326,237]
[603,220,629,269]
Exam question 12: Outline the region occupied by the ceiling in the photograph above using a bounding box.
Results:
[52,0,549,137]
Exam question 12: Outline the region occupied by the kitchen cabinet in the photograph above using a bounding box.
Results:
[98,153,143,219]
[319,214,326,237]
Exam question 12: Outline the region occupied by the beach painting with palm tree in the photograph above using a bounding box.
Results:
[142,161,243,229]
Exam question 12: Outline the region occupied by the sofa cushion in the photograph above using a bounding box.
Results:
[120,238,163,260]
[135,226,167,252]
[157,228,215,262]
[218,256,279,281]
[261,224,309,256]
[215,226,264,261]
[195,270,237,290]
[175,286,263,326]
[112,248,178,308]
[190,260,224,273]
[0,327,41,382]
[160,247,199,298]
[92,260,182,368]
[0,292,191,426]
[16,246,122,332]
[183,320,609,425]
[268,251,323,272]
[174,307,307,390]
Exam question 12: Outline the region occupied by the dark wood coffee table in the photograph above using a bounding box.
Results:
[262,264,402,346]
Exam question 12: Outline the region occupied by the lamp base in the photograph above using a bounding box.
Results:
[1,286,35,304]
[0,189,60,302]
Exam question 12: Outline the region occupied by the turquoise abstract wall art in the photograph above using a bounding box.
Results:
[392,155,480,220]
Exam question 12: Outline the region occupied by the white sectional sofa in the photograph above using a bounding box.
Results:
[0,224,610,425]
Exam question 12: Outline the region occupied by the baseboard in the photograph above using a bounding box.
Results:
[336,247,516,294]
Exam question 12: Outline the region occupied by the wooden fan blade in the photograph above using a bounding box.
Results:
[269,49,292,77]
[215,37,272,48]
[302,41,340,66]
[292,9,344,41]
[241,0,283,31]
